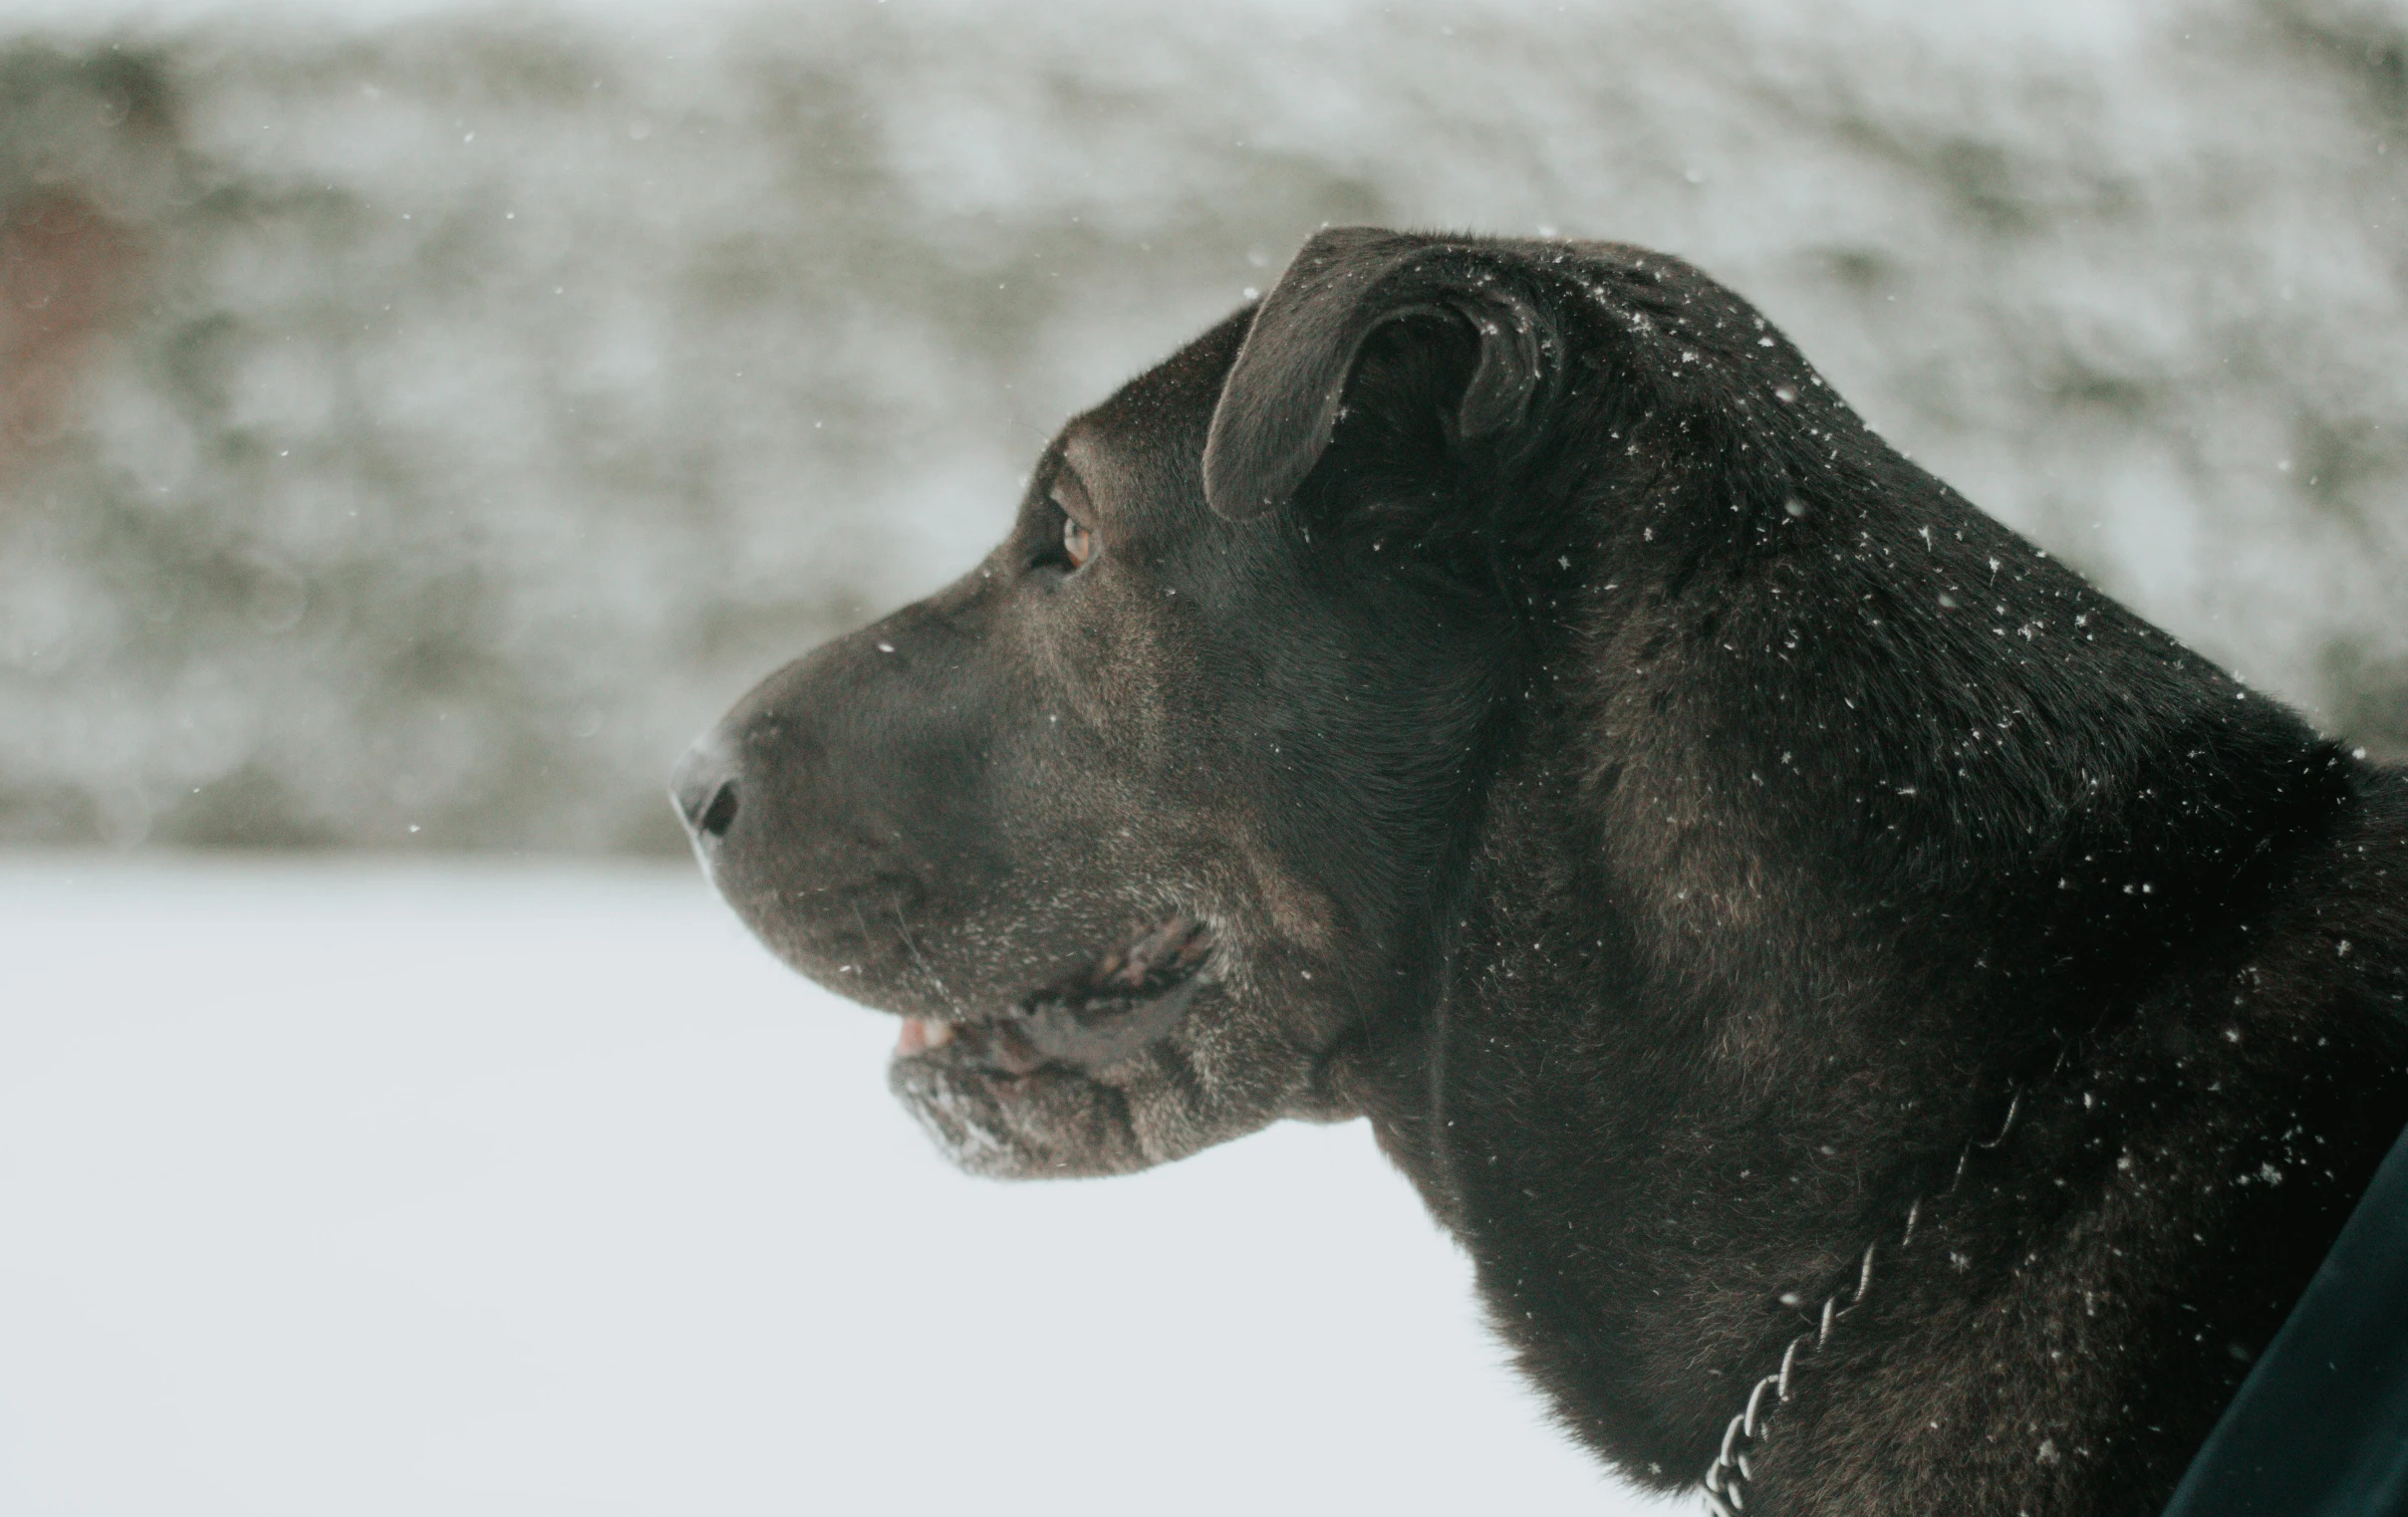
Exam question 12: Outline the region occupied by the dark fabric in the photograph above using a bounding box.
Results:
[2165,1123,2408,1516]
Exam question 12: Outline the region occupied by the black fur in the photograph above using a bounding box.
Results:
[674,229,2408,1513]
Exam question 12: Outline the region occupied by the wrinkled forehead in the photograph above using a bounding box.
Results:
[1051,304,1253,532]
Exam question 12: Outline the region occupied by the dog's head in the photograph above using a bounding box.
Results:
[673,227,1818,1177]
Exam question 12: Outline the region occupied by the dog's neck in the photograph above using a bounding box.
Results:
[1340,484,2401,1513]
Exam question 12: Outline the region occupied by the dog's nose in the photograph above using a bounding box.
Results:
[669,741,741,845]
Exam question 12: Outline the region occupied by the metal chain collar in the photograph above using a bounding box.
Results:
[1699,1090,2022,1515]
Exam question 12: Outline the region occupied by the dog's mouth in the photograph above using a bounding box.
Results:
[892,914,1215,1078]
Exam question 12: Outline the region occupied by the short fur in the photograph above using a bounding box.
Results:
[673,228,2408,1513]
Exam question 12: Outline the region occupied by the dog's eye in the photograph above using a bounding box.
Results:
[1046,469,1099,573]
[1061,513,1096,571]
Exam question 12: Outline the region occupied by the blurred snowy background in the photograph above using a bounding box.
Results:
[6,0,2408,1512]
[0,0,2404,854]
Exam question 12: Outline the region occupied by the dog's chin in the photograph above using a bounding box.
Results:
[723,895,1347,1176]
[878,916,1352,1177]
[886,990,1330,1178]
[882,918,1234,1178]
[888,1053,1157,1178]
[886,986,1360,1179]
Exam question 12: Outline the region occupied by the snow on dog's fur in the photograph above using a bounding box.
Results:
[678,229,2408,1514]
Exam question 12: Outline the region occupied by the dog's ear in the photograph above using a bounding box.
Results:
[1199,228,1540,525]
[1204,228,1547,522]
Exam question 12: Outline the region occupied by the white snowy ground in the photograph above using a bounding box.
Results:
[0,856,1668,1516]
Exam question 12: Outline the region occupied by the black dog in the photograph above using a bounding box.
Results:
[672,229,2408,1514]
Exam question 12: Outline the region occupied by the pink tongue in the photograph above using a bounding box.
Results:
[895,1018,930,1056]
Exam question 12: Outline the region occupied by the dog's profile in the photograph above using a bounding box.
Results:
[672,228,2408,1513]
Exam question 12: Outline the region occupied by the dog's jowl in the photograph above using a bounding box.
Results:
[672,228,2408,1515]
